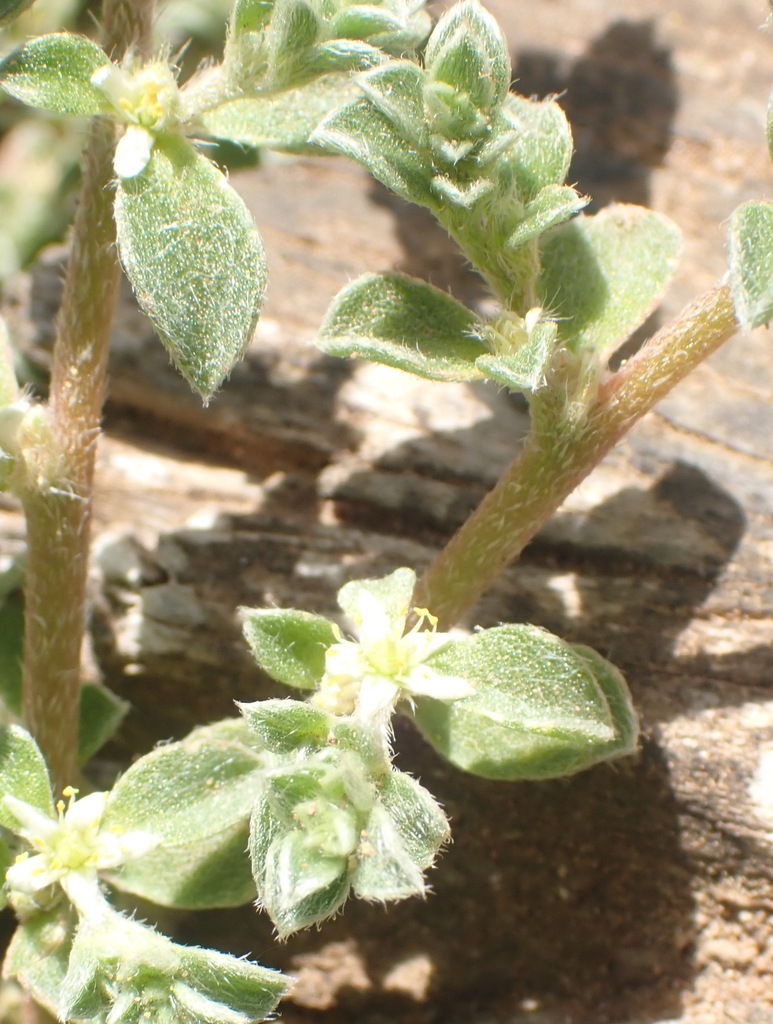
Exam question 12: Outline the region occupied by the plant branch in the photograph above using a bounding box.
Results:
[20,0,155,795]
[414,282,738,630]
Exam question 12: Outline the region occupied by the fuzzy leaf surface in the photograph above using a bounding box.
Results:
[250,783,355,935]
[3,909,76,1018]
[501,94,574,199]
[424,0,510,111]
[0,34,109,116]
[475,320,556,393]
[312,65,436,207]
[200,75,359,150]
[318,272,487,381]
[337,564,416,633]
[0,724,53,828]
[105,819,257,909]
[507,185,587,249]
[102,720,263,907]
[411,624,638,780]
[239,698,332,752]
[241,607,336,689]
[353,770,448,900]
[60,909,289,1024]
[539,204,681,357]
[729,200,773,328]
[115,137,267,399]
[249,738,377,935]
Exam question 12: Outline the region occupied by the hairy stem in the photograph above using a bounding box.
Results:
[415,283,737,629]
[21,0,154,795]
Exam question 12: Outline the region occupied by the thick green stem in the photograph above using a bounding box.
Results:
[21,0,154,795]
[415,282,737,629]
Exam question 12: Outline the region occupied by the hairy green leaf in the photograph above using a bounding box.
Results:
[104,719,262,844]
[411,624,638,780]
[357,60,427,148]
[318,272,487,381]
[307,38,385,79]
[424,0,510,112]
[241,607,337,689]
[61,908,288,1024]
[238,698,332,751]
[0,34,109,116]
[333,6,404,39]
[265,0,321,86]
[506,184,587,250]
[337,565,416,633]
[500,94,574,199]
[353,770,448,900]
[0,724,53,828]
[250,762,364,934]
[476,317,557,393]
[115,137,267,399]
[199,75,359,150]
[102,719,263,907]
[539,203,681,357]
[352,800,424,899]
[3,909,76,1018]
[313,82,436,206]
[106,820,257,909]
[729,200,773,328]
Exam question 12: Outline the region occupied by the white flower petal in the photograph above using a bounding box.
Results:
[5,853,59,894]
[114,125,154,179]
[403,668,474,702]
[90,63,130,106]
[356,675,400,722]
[64,791,108,830]
[3,795,57,843]
[352,589,395,641]
[96,828,158,868]
[61,869,109,920]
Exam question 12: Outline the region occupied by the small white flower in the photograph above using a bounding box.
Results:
[91,61,180,179]
[4,786,157,919]
[313,569,474,724]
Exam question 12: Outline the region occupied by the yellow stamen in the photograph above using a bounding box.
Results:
[412,607,438,631]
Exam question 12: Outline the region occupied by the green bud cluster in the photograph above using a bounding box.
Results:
[226,0,432,94]
[312,0,586,307]
[240,699,449,936]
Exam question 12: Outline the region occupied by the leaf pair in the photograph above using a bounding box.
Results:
[315,197,681,399]
[241,567,639,782]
